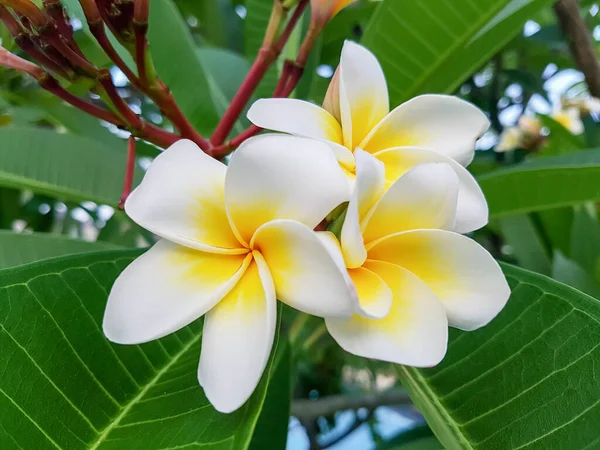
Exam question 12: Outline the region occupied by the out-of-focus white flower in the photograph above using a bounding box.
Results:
[495,127,523,152]
[563,97,600,116]
[517,115,542,135]
[103,135,357,413]
[248,41,490,234]
[325,149,510,366]
[552,107,584,134]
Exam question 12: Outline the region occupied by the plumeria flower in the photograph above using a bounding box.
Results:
[551,107,584,135]
[103,135,357,413]
[325,149,510,366]
[495,126,523,153]
[248,41,490,233]
[562,96,600,116]
[517,115,542,136]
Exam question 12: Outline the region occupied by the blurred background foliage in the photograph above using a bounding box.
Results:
[1,0,600,449]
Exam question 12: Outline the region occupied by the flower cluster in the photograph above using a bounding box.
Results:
[496,96,600,153]
[103,42,511,413]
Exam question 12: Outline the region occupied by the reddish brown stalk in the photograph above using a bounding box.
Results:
[1,0,47,27]
[41,27,97,76]
[210,1,308,146]
[0,6,69,77]
[78,0,209,151]
[275,0,308,53]
[133,0,149,84]
[38,75,126,125]
[118,136,136,209]
[42,0,84,57]
[98,69,143,128]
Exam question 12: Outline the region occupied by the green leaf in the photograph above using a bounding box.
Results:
[570,204,600,278]
[397,263,600,449]
[0,230,122,269]
[362,0,553,105]
[0,249,286,449]
[538,115,586,156]
[148,0,220,135]
[499,215,551,275]
[478,149,600,218]
[249,340,292,450]
[552,251,600,299]
[0,127,142,206]
[198,48,251,133]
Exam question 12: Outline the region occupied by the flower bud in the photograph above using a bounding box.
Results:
[310,0,357,26]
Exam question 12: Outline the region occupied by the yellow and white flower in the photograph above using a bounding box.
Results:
[248,41,490,234]
[495,126,523,152]
[325,149,510,366]
[103,135,357,413]
[552,107,584,135]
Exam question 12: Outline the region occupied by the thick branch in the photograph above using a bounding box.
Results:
[553,0,600,97]
[291,391,411,420]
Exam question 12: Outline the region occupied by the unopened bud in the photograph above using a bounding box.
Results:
[310,0,357,26]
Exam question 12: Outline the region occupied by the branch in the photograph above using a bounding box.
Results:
[291,391,412,420]
[553,0,600,97]
[321,410,373,449]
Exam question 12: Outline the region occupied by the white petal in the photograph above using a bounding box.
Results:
[339,41,389,149]
[125,139,244,254]
[367,230,510,331]
[361,95,490,166]
[226,134,349,245]
[362,163,459,245]
[103,240,250,344]
[247,99,355,170]
[252,220,357,319]
[348,266,392,319]
[326,261,448,367]
[375,147,488,233]
[340,149,385,268]
[198,253,276,413]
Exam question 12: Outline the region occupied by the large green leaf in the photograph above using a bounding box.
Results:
[0,249,286,449]
[499,215,551,275]
[0,231,122,269]
[148,0,220,135]
[398,264,600,449]
[479,149,600,218]
[362,0,553,105]
[0,127,141,206]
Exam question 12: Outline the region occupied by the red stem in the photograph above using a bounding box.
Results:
[39,76,126,125]
[210,1,308,146]
[133,0,149,84]
[99,69,143,128]
[210,47,276,145]
[119,136,136,209]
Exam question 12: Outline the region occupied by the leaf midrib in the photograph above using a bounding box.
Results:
[89,331,203,449]
[398,365,474,450]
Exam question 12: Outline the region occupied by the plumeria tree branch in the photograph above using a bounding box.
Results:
[291,391,412,420]
[210,0,309,146]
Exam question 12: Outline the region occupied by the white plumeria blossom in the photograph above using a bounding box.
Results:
[103,135,358,413]
[326,149,511,367]
[495,126,523,153]
[248,40,490,234]
[551,107,584,135]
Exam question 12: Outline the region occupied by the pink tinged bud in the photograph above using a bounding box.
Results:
[310,0,357,25]
[323,67,341,122]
